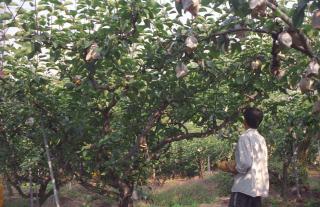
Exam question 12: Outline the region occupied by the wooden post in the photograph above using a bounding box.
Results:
[29,168,34,207]
[36,169,40,207]
[207,155,211,173]
[41,119,61,207]
[293,142,301,199]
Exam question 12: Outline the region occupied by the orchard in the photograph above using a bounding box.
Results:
[0,0,320,207]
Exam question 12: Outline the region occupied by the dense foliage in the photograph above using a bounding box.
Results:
[0,0,320,206]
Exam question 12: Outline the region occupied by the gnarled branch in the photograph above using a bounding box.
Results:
[151,109,241,154]
[125,101,169,160]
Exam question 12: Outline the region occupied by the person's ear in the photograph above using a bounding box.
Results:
[243,120,248,128]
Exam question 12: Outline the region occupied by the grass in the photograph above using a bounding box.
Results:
[150,183,215,206]
[207,172,233,196]
[4,183,115,207]
[3,173,228,207]
[4,168,320,207]
[136,172,233,207]
[308,168,320,192]
[4,198,28,207]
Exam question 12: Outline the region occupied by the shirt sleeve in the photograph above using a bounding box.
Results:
[235,135,253,174]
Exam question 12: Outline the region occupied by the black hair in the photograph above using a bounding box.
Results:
[243,107,263,129]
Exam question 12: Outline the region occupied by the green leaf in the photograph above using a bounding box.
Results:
[201,0,211,6]
[0,12,12,21]
[231,42,242,54]
[34,42,42,53]
[1,0,12,4]
[229,0,250,17]
[292,0,309,28]
[229,0,241,10]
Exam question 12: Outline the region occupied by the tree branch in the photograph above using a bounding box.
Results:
[290,43,313,58]
[118,2,138,40]
[266,1,315,58]
[206,2,316,59]
[5,4,14,17]
[125,101,169,160]
[79,180,118,196]
[151,109,240,153]
[296,30,315,58]
[266,1,293,27]
[6,173,29,198]
[86,63,116,92]
[101,92,120,134]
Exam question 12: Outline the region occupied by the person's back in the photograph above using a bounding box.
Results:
[231,128,269,198]
[217,107,269,207]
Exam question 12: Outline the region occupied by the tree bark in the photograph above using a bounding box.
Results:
[198,158,205,179]
[118,181,134,207]
[5,179,13,196]
[151,166,156,180]
[281,160,289,201]
[38,179,51,206]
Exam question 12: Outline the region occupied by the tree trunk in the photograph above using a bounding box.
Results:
[38,181,51,206]
[118,181,134,207]
[207,156,211,173]
[151,167,156,180]
[198,158,205,179]
[281,160,289,200]
[5,179,13,196]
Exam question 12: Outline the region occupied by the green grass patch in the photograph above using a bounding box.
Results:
[137,172,233,207]
[207,172,233,196]
[304,199,320,207]
[308,175,320,192]
[262,197,284,207]
[4,198,29,207]
[150,183,216,206]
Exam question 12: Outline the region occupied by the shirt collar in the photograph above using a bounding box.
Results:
[246,128,258,133]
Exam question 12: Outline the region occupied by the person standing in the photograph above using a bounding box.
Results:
[217,107,269,207]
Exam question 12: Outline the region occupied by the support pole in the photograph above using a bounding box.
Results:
[29,168,33,207]
[41,119,60,207]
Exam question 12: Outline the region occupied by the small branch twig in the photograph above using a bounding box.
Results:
[5,4,14,17]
